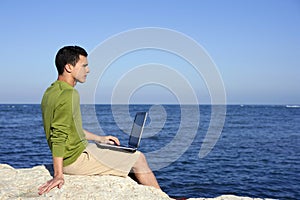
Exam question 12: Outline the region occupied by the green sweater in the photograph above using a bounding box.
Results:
[41,80,88,167]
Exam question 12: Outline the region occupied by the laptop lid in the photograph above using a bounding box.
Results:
[128,112,147,148]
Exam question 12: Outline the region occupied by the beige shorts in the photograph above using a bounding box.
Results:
[63,143,141,177]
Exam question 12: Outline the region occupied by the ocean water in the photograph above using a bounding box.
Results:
[0,104,299,199]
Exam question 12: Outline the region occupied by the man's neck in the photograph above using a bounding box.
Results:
[57,75,77,87]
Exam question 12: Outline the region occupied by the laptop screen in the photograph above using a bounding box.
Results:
[128,112,147,148]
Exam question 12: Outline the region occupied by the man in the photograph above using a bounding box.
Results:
[38,46,160,195]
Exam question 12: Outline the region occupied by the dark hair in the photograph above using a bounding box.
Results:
[55,46,88,75]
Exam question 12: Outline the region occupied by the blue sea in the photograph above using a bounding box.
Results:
[0,104,299,199]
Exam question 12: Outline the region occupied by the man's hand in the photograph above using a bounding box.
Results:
[84,129,120,145]
[39,157,64,195]
[101,135,120,145]
[38,175,64,195]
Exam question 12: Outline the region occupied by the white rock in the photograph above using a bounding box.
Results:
[0,164,170,200]
[0,164,267,200]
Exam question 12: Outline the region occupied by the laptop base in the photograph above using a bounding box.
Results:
[95,142,137,153]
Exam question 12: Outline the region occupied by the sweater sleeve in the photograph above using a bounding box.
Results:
[50,90,74,157]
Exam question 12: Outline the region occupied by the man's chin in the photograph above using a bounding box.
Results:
[76,78,87,83]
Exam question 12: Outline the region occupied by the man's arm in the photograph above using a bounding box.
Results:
[84,129,120,145]
[38,157,64,195]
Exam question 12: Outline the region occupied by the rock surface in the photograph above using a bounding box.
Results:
[0,164,266,200]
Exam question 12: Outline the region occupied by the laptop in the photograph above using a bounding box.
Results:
[96,112,147,153]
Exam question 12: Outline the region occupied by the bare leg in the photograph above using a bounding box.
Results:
[131,152,161,189]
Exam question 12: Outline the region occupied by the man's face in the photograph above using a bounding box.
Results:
[71,55,89,83]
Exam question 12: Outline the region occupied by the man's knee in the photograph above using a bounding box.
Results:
[138,152,147,162]
[133,152,150,171]
[135,152,147,166]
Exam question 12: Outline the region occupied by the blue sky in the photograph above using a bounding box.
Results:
[0,0,299,104]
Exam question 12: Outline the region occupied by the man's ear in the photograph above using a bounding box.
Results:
[64,64,73,73]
